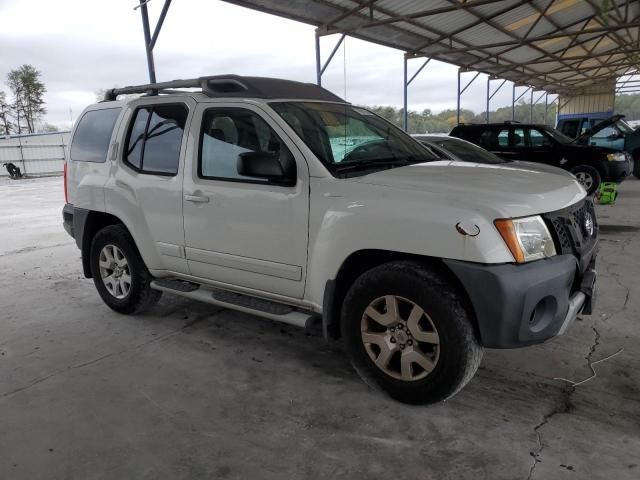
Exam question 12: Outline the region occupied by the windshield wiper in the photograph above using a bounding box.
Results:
[333,158,410,173]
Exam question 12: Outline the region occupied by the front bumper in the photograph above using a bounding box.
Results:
[603,159,631,182]
[445,254,597,348]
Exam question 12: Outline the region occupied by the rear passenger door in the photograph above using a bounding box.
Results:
[106,97,195,275]
[479,126,513,160]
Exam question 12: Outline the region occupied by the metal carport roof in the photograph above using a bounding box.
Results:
[220,0,640,95]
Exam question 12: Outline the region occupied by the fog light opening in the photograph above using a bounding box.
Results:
[529,296,558,333]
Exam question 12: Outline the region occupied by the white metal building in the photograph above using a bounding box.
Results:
[0,131,70,177]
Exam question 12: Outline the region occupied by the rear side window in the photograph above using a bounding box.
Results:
[479,128,508,149]
[125,104,188,175]
[70,108,121,162]
[451,127,482,144]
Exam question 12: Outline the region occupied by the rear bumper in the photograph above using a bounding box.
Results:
[445,253,597,349]
[62,203,75,238]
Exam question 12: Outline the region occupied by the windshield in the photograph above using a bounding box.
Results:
[541,125,572,144]
[615,118,634,134]
[270,102,437,175]
[428,137,507,164]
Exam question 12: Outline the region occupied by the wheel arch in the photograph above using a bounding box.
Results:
[79,210,129,278]
[322,249,480,341]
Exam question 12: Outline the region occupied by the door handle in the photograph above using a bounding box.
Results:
[184,194,210,203]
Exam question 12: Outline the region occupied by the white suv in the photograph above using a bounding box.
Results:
[62,75,598,404]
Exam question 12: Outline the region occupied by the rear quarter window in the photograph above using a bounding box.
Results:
[70,108,121,162]
[451,127,483,144]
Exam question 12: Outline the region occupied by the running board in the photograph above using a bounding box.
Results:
[150,279,316,329]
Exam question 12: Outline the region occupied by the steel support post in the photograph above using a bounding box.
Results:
[530,88,534,123]
[486,77,490,123]
[315,33,346,87]
[545,93,548,125]
[486,78,507,124]
[315,34,322,86]
[139,0,156,83]
[402,56,430,132]
[512,83,516,121]
[456,70,461,124]
[137,0,172,84]
[403,57,408,131]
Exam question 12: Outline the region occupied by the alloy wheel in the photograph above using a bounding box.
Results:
[99,244,132,299]
[574,171,594,190]
[361,295,440,381]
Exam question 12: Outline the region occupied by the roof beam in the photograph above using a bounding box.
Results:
[409,0,530,52]
[437,21,640,51]
[329,0,552,85]
[442,0,589,77]
[464,15,599,71]
[319,0,377,31]
[318,0,506,36]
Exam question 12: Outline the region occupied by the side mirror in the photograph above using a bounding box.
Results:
[237,151,296,185]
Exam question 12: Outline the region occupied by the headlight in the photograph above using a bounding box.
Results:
[495,216,556,263]
[606,152,627,162]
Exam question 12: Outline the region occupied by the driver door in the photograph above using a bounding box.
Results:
[182,103,309,298]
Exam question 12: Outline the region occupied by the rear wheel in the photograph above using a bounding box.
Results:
[570,165,601,195]
[341,261,483,404]
[90,224,161,314]
[633,152,640,179]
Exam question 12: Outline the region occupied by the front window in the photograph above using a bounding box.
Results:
[528,128,552,147]
[199,108,290,183]
[270,102,436,176]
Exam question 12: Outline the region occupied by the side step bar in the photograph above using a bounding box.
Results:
[150,279,316,329]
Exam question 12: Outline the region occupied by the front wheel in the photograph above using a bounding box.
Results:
[570,165,601,195]
[341,261,483,404]
[90,224,161,314]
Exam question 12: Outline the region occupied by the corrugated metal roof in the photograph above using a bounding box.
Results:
[221,0,640,94]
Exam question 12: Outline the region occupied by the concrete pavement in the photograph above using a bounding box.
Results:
[0,175,638,479]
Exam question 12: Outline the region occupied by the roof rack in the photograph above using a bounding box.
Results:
[104,75,345,103]
[503,120,521,124]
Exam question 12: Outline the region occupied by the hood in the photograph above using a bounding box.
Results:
[512,160,575,178]
[349,161,586,218]
[574,114,624,143]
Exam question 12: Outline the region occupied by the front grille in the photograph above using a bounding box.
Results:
[543,198,598,259]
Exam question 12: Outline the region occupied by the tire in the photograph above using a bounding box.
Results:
[341,261,483,404]
[570,165,601,195]
[633,152,640,179]
[89,224,161,314]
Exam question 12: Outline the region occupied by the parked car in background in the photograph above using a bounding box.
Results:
[567,115,640,179]
[413,134,575,179]
[450,122,631,194]
[556,114,609,139]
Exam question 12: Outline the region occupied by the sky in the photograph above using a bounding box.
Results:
[0,0,520,130]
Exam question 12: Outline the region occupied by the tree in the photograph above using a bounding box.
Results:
[7,65,46,134]
[40,123,59,133]
[0,91,13,135]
